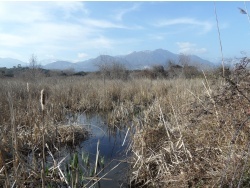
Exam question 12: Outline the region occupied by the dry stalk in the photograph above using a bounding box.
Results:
[220,116,250,187]
[40,89,46,188]
[7,92,20,186]
[214,2,225,78]
[26,82,29,93]
[4,167,10,188]
[40,89,45,111]
[236,140,250,188]
[94,139,100,176]
[169,99,192,161]
[186,89,206,109]
[89,161,123,188]
[243,1,250,26]
[159,104,171,139]
[85,158,118,187]
[122,127,130,146]
[202,70,220,126]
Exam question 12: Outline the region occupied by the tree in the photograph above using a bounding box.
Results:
[27,54,44,80]
[178,53,190,67]
[96,55,128,81]
[183,65,201,78]
[29,54,39,77]
[166,59,176,70]
[29,54,40,69]
[151,65,166,78]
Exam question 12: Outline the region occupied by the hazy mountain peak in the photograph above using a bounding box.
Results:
[0,58,27,68]
[3,49,215,71]
[39,58,61,65]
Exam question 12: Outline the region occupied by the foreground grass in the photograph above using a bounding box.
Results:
[0,76,206,186]
[0,66,249,187]
[130,68,250,187]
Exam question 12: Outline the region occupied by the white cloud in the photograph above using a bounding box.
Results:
[155,17,213,34]
[73,52,90,63]
[80,18,143,30]
[147,33,167,40]
[0,1,144,62]
[54,2,89,18]
[81,19,127,29]
[77,53,88,59]
[0,2,89,24]
[0,2,51,23]
[0,1,137,60]
[0,22,97,52]
[176,42,207,54]
[152,35,165,40]
[0,33,26,47]
[44,54,55,59]
[115,3,140,21]
[27,22,95,42]
[0,50,26,61]
[86,36,114,49]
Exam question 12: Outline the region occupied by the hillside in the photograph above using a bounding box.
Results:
[0,58,26,68]
[1,49,216,72]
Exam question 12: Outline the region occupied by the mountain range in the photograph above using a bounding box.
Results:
[0,49,216,71]
[0,58,28,68]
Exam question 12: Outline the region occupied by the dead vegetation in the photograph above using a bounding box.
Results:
[0,78,89,187]
[0,57,249,187]
[130,57,250,187]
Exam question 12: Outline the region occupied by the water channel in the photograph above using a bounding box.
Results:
[67,113,131,187]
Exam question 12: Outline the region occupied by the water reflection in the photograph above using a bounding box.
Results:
[75,113,130,187]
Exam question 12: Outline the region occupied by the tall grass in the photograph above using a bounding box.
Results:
[0,66,249,187]
[0,77,89,186]
[130,62,250,187]
[0,76,205,185]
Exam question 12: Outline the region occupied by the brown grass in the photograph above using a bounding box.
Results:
[0,77,89,186]
[130,64,250,187]
[0,64,249,187]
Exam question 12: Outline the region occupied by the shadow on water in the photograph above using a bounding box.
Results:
[68,113,131,188]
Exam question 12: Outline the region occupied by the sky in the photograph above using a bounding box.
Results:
[0,1,249,65]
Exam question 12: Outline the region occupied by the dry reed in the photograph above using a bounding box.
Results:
[0,67,249,187]
[130,64,250,187]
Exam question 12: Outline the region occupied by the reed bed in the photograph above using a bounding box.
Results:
[0,65,249,187]
[0,76,206,186]
[0,77,90,187]
[130,65,250,187]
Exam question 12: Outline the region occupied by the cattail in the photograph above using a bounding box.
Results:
[27,82,29,93]
[40,89,45,111]
[40,89,46,188]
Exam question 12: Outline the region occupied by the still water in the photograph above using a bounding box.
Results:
[72,113,131,187]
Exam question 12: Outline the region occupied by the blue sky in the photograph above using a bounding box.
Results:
[0,1,249,64]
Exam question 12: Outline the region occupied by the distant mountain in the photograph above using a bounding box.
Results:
[76,55,129,72]
[42,49,216,72]
[121,49,178,68]
[39,58,60,65]
[188,55,215,70]
[119,49,215,70]
[0,58,27,68]
[43,61,79,70]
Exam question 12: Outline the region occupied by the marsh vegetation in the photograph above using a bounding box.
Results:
[0,57,249,187]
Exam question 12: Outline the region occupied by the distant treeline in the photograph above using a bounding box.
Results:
[0,61,225,80]
[0,66,87,78]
